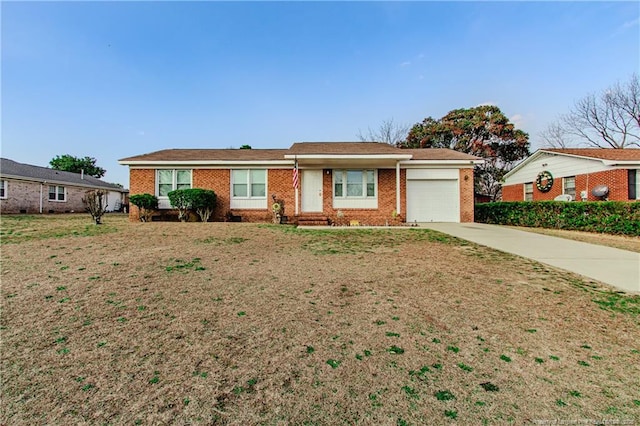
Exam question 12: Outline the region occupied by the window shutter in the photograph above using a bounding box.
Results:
[629,169,637,200]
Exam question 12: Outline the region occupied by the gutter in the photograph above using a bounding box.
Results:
[118,160,294,166]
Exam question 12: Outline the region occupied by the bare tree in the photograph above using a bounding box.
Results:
[357,118,410,146]
[539,121,573,148]
[545,74,639,149]
[83,190,108,225]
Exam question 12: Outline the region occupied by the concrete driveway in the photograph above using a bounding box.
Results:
[420,223,640,293]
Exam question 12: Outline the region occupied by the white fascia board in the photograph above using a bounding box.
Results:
[283,154,413,160]
[601,160,640,166]
[399,159,483,167]
[118,160,293,167]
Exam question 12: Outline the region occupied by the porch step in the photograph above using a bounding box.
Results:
[296,215,330,226]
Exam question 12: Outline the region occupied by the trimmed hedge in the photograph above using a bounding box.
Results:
[475,201,640,236]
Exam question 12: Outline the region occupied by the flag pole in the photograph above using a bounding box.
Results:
[294,156,299,216]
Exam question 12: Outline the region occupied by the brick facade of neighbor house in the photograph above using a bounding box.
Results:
[0,179,89,214]
[575,169,629,201]
[500,183,524,202]
[1,158,128,215]
[501,148,640,202]
[502,169,632,202]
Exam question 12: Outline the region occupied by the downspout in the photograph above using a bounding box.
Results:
[396,160,401,215]
[40,182,44,213]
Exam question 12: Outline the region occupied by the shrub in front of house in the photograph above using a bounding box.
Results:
[475,201,640,236]
[167,189,192,222]
[129,194,159,222]
[167,188,217,222]
[188,189,217,222]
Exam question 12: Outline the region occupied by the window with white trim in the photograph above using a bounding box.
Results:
[48,185,66,202]
[524,182,533,201]
[232,169,266,198]
[0,180,6,199]
[563,176,576,200]
[629,169,639,200]
[157,170,192,197]
[334,170,376,198]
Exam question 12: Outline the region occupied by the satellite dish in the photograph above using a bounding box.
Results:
[591,185,609,199]
[554,194,573,202]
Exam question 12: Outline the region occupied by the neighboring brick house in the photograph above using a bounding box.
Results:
[501,149,640,202]
[0,158,128,214]
[119,142,482,225]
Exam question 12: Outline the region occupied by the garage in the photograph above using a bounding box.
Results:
[406,169,460,223]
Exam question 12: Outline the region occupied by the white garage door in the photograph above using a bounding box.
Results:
[406,179,459,223]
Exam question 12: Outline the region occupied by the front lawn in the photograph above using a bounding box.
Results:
[1,215,638,424]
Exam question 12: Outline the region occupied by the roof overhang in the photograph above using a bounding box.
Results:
[601,160,640,166]
[118,160,293,167]
[503,149,640,180]
[284,154,413,168]
[400,159,484,166]
[0,173,126,192]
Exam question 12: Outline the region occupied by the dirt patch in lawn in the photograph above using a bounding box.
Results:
[509,226,640,253]
[1,215,639,424]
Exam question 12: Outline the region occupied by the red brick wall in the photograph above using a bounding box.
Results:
[127,166,475,224]
[318,168,407,226]
[575,169,628,201]
[193,169,230,220]
[459,168,474,222]
[502,169,632,202]
[266,169,296,220]
[501,184,523,202]
[533,177,563,201]
[128,169,155,221]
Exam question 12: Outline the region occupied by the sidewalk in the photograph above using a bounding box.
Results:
[420,223,640,293]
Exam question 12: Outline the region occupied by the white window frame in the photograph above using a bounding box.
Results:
[563,176,576,200]
[156,169,192,209]
[231,169,267,199]
[48,185,66,202]
[333,169,377,199]
[332,169,378,209]
[524,182,533,201]
[0,180,6,199]
[230,169,267,209]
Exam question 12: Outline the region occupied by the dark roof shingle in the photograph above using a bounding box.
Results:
[543,148,640,161]
[0,158,126,191]
[118,143,482,163]
[288,142,403,155]
[402,148,481,161]
[119,149,289,162]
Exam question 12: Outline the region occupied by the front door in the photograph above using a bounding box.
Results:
[301,170,323,212]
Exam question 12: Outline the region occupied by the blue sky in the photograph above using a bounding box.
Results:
[2,1,638,187]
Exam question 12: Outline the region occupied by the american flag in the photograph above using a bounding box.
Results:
[292,160,299,189]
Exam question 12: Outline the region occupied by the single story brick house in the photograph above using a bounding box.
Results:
[0,158,129,214]
[119,142,482,225]
[501,148,640,202]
